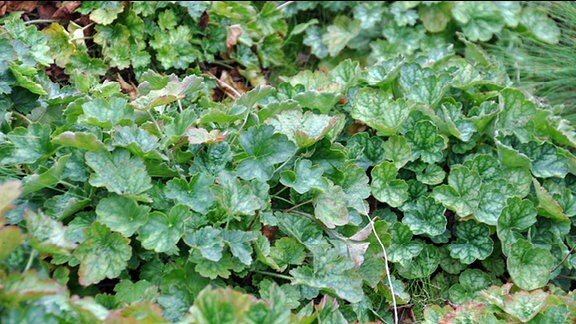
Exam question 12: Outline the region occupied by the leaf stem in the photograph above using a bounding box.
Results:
[24,19,60,25]
[551,244,576,273]
[147,109,162,135]
[367,214,399,324]
[23,250,37,272]
[276,1,294,10]
[272,195,293,205]
[254,270,293,281]
[12,111,32,125]
[284,199,313,213]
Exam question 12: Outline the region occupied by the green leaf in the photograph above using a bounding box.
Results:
[269,212,324,247]
[213,172,261,217]
[439,246,467,275]
[266,110,342,148]
[452,2,505,41]
[402,196,447,236]
[397,244,440,279]
[22,154,70,195]
[388,222,425,265]
[405,120,446,164]
[449,269,492,304]
[433,165,481,217]
[521,7,560,44]
[192,252,244,280]
[165,174,215,215]
[114,279,158,305]
[270,237,307,271]
[353,2,385,29]
[222,230,257,266]
[280,159,328,194]
[533,178,569,222]
[341,163,371,215]
[79,97,134,128]
[290,246,364,303]
[95,195,150,237]
[347,132,386,169]
[448,221,493,264]
[371,161,409,208]
[237,125,297,181]
[496,89,537,142]
[112,126,161,158]
[53,131,107,152]
[313,181,349,228]
[74,222,132,286]
[0,226,23,261]
[415,163,446,186]
[496,197,537,250]
[184,226,224,262]
[503,290,548,322]
[138,205,190,254]
[351,88,411,136]
[518,141,568,178]
[188,286,252,324]
[25,209,76,255]
[508,239,554,290]
[399,64,452,107]
[418,2,452,32]
[0,270,65,303]
[2,124,53,165]
[88,1,125,25]
[383,135,412,169]
[321,16,361,57]
[85,149,152,196]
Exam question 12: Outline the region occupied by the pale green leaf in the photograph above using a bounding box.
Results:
[402,196,447,236]
[351,87,411,136]
[448,221,493,264]
[138,205,190,254]
[96,195,150,237]
[74,222,132,286]
[397,244,440,279]
[85,149,152,196]
[508,239,554,290]
[237,125,297,181]
[314,181,349,228]
[371,161,409,208]
[165,174,215,215]
[280,159,328,194]
[405,120,446,164]
[433,165,481,217]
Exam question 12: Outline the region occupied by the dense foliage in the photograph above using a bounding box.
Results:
[1,1,576,323]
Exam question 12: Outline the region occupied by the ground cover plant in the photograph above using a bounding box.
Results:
[1,1,576,323]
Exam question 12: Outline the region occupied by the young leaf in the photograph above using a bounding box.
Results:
[371,161,409,208]
[269,237,307,271]
[452,2,505,41]
[74,222,132,286]
[266,110,342,148]
[237,125,297,181]
[79,97,134,129]
[502,290,548,322]
[448,221,493,264]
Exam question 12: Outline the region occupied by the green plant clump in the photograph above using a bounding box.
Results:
[1,1,576,323]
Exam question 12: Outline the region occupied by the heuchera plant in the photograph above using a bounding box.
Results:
[1,2,575,323]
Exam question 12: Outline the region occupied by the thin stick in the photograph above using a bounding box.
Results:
[368,214,398,324]
[277,1,295,10]
[206,72,241,99]
[551,244,576,273]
